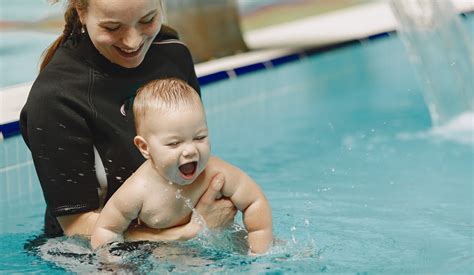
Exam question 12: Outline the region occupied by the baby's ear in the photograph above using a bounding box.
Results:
[134,135,150,159]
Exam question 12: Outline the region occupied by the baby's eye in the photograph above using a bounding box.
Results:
[195,136,207,141]
[166,141,180,147]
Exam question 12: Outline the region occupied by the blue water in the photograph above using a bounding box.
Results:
[1,14,473,275]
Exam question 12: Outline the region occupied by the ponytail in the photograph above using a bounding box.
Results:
[40,1,86,72]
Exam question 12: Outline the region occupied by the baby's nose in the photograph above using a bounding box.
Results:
[182,145,198,157]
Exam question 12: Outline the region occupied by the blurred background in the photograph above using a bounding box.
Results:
[0,0,375,64]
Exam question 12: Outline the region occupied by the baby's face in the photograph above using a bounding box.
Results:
[143,104,210,185]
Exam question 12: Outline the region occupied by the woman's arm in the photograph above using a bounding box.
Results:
[58,174,236,241]
[57,211,200,242]
[57,211,100,237]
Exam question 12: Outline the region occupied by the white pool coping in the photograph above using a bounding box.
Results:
[1,0,473,139]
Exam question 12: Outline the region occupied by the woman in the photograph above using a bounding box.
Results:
[20,0,235,240]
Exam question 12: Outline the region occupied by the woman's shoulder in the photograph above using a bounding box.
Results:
[156,25,180,41]
[30,50,91,99]
[152,25,191,54]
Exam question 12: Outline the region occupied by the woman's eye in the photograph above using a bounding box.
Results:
[140,15,156,24]
[103,25,120,32]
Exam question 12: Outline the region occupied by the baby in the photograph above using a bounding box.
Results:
[91,78,272,254]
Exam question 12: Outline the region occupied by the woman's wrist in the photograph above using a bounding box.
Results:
[182,216,204,240]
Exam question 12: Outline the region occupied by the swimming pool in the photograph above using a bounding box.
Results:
[1,15,473,275]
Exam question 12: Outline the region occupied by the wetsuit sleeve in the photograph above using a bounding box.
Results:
[183,46,201,96]
[20,73,100,217]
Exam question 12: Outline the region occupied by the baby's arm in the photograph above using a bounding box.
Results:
[90,181,143,250]
[208,157,273,254]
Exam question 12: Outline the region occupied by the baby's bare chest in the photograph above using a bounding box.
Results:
[138,183,207,229]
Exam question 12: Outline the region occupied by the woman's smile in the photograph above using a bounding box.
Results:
[114,43,145,59]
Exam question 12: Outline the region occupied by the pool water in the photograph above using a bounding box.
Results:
[1,18,473,274]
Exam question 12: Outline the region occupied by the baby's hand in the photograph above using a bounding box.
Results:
[94,242,123,264]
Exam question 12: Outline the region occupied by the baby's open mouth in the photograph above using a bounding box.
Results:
[179,161,197,179]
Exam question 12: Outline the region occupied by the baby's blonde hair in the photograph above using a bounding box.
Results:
[133,78,202,135]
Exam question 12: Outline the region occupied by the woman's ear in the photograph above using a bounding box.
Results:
[75,6,86,26]
[134,135,150,159]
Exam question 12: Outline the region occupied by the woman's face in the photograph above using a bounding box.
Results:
[78,0,162,68]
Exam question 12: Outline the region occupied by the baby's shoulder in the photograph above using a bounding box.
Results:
[115,168,153,198]
[200,156,242,184]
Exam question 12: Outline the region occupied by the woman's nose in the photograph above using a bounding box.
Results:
[121,28,142,49]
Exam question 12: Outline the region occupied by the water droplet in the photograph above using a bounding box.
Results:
[371,128,375,132]
[450,61,456,66]
[107,159,112,163]
[78,173,84,177]
[115,176,122,180]
[331,168,335,172]
[58,147,64,151]
[58,123,66,128]
[36,127,43,131]
[291,226,297,244]
[304,219,309,226]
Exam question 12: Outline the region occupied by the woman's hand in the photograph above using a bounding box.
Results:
[194,173,237,229]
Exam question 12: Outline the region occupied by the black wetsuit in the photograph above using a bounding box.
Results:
[20,28,200,236]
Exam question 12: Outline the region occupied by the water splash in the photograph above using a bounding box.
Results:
[390,0,474,126]
[398,111,474,145]
[174,187,206,228]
